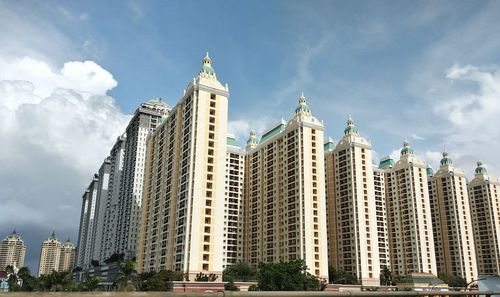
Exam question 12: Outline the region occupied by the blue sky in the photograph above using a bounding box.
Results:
[1,0,500,273]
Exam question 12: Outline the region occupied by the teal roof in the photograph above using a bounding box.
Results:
[295,93,310,114]
[379,158,395,169]
[147,98,167,106]
[440,152,453,166]
[6,229,19,239]
[227,137,240,148]
[475,161,487,174]
[426,165,434,176]
[49,231,57,240]
[247,130,259,145]
[260,123,285,143]
[324,141,335,152]
[200,53,216,76]
[344,116,358,135]
[400,141,414,156]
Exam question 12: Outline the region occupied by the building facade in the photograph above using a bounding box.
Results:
[324,118,381,285]
[116,99,170,259]
[0,230,26,271]
[38,233,62,276]
[223,135,245,268]
[385,141,437,276]
[468,161,500,276]
[59,239,77,273]
[243,95,328,279]
[428,152,477,282]
[76,174,99,268]
[137,54,229,280]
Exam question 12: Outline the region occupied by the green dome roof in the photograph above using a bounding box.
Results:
[200,52,216,76]
[344,116,358,135]
[426,165,434,176]
[440,152,453,166]
[295,93,310,114]
[400,140,414,156]
[247,129,259,145]
[379,158,395,169]
[475,161,487,174]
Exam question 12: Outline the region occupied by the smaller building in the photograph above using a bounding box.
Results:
[396,273,448,291]
[38,233,77,276]
[0,230,26,271]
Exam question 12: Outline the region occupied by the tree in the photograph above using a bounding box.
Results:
[223,261,256,282]
[36,271,74,292]
[90,260,100,267]
[139,270,183,291]
[380,266,394,286]
[116,260,138,291]
[79,276,101,291]
[328,266,358,285]
[104,253,124,264]
[438,274,467,289]
[255,259,326,291]
[194,272,217,282]
[18,267,37,292]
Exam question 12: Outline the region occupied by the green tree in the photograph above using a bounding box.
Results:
[139,270,183,291]
[18,267,37,291]
[223,261,256,282]
[194,272,217,282]
[116,260,138,291]
[36,271,74,292]
[104,253,125,264]
[255,259,326,291]
[328,266,358,285]
[438,274,467,289]
[380,266,394,286]
[79,276,101,291]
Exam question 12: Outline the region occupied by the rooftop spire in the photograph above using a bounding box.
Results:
[440,151,453,166]
[295,92,311,116]
[400,139,415,156]
[475,161,488,175]
[344,115,358,136]
[199,52,216,79]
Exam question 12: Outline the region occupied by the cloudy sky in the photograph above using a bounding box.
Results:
[1,0,500,273]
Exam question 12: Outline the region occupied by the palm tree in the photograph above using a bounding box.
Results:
[116,260,138,291]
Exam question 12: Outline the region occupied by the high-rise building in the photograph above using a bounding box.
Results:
[0,230,26,271]
[137,54,229,280]
[223,135,245,268]
[38,233,62,276]
[428,152,477,282]
[116,99,170,259]
[373,164,390,272]
[76,174,99,268]
[468,161,500,276]
[324,118,380,285]
[76,100,169,267]
[59,239,76,272]
[243,94,328,279]
[101,135,126,262]
[385,141,437,276]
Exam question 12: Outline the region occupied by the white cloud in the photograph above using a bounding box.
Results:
[228,116,275,147]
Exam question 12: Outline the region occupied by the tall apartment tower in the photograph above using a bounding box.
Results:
[428,152,477,282]
[0,230,26,270]
[58,239,76,272]
[373,164,390,272]
[92,158,111,263]
[76,174,99,268]
[385,141,437,276]
[117,99,170,259]
[38,233,62,276]
[137,54,229,280]
[223,135,245,268]
[101,135,126,261]
[324,118,380,285]
[243,95,328,279]
[468,161,500,276]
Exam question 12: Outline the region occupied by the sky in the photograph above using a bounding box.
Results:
[1,0,500,274]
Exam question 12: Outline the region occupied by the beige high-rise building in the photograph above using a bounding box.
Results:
[137,53,229,280]
[385,141,437,276]
[38,233,62,276]
[243,94,328,279]
[58,239,76,272]
[223,135,245,268]
[428,152,477,282]
[468,161,500,276]
[0,230,26,271]
[373,165,390,272]
[324,118,380,285]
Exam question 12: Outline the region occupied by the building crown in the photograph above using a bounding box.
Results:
[440,151,453,166]
[199,52,217,79]
[426,164,434,176]
[400,140,415,156]
[246,129,259,145]
[344,115,359,136]
[294,92,311,116]
[475,161,488,175]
